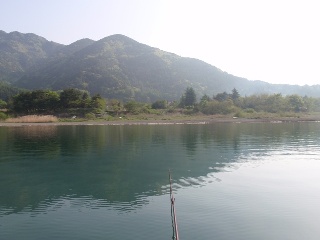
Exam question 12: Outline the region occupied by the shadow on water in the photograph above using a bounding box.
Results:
[1,122,320,214]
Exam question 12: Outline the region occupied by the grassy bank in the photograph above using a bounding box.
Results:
[5,115,58,123]
[1,112,320,124]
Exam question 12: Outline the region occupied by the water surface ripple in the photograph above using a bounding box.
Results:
[1,122,320,239]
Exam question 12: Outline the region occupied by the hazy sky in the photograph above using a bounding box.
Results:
[1,0,319,86]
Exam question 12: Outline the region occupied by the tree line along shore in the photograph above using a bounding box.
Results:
[1,87,320,123]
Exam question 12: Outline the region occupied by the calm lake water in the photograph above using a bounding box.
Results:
[1,122,320,240]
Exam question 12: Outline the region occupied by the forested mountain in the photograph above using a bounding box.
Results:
[0,30,63,82]
[0,81,23,101]
[1,30,320,102]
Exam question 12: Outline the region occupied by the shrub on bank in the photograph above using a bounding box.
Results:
[0,112,8,120]
[85,113,95,119]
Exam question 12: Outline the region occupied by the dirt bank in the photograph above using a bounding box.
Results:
[1,116,319,127]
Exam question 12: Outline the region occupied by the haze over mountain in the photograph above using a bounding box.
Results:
[1,30,320,102]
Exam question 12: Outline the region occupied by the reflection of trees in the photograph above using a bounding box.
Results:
[1,122,320,214]
[5,126,60,158]
[180,125,199,155]
[10,126,58,139]
[0,127,9,158]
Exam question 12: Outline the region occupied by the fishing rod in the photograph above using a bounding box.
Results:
[169,170,179,240]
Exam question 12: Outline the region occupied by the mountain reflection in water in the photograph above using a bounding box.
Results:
[1,123,320,215]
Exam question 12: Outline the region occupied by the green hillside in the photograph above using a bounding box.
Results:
[0,81,24,101]
[0,30,63,82]
[1,30,320,101]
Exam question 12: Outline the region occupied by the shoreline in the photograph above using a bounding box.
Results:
[1,116,320,127]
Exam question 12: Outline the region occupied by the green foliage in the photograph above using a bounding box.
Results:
[10,88,108,116]
[185,87,197,107]
[124,101,139,114]
[303,97,320,112]
[6,85,320,119]
[197,90,320,116]
[182,108,197,115]
[60,88,90,108]
[0,81,23,101]
[12,90,60,113]
[231,88,240,100]
[286,94,305,112]
[33,90,60,111]
[200,99,234,115]
[151,100,167,109]
[85,113,96,119]
[234,110,246,118]
[107,99,123,114]
[242,94,285,113]
[124,101,151,114]
[90,94,106,113]
[244,108,255,114]
[241,93,311,113]
[200,94,211,102]
[180,87,197,107]
[0,112,7,120]
[0,99,7,109]
[214,92,229,102]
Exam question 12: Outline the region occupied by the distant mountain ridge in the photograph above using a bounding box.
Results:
[1,30,320,101]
